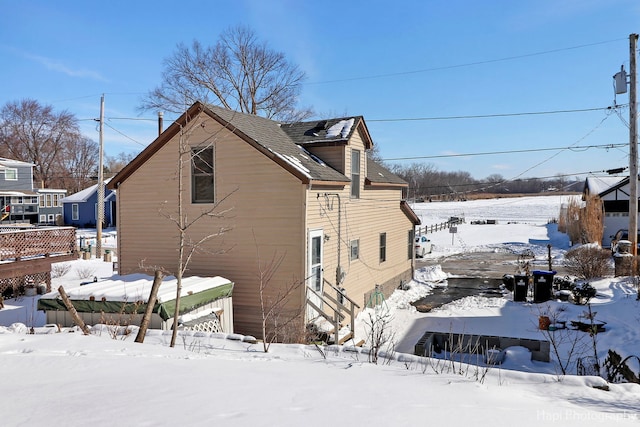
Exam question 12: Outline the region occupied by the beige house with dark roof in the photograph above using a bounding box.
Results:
[109,101,420,340]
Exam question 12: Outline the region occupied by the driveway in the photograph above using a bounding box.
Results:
[416,250,569,278]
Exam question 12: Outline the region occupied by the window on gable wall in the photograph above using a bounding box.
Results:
[379,232,387,262]
[191,147,215,203]
[351,149,360,199]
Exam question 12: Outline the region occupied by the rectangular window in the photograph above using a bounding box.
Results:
[191,147,215,203]
[350,239,360,261]
[53,194,59,207]
[48,214,54,223]
[39,214,46,223]
[408,229,415,260]
[379,232,387,262]
[39,196,45,207]
[4,168,17,180]
[72,204,79,221]
[351,149,360,199]
[46,194,52,207]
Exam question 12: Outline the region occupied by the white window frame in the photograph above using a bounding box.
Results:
[351,149,360,199]
[39,214,47,223]
[4,168,17,181]
[72,203,79,221]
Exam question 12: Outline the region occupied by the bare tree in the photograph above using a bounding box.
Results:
[59,136,99,193]
[0,99,96,189]
[159,112,235,348]
[104,152,137,177]
[253,231,304,352]
[140,25,312,121]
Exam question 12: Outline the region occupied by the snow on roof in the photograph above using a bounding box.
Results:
[585,176,624,195]
[0,157,35,167]
[325,118,354,138]
[43,275,232,303]
[62,178,113,203]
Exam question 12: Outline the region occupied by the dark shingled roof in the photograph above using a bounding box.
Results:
[366,158,408,186]
[280,117,363,144]
[109,101,406,189]
[207,105,349,183]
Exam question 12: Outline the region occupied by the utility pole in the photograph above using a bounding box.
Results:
[96,94,105,259]
[630,34,638,262]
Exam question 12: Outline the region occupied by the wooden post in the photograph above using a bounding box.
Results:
[57,286,90,335]
[135,270,163,343]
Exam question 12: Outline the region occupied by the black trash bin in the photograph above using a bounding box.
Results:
[513,274,529,302]
[532,270,556,303]
[502,274,515,292]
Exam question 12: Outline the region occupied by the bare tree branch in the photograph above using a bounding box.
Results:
[139,25,312,121]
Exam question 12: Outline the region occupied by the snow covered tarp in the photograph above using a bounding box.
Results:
[37,275,234,332]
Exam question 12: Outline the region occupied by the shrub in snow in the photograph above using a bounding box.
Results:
[563,245,612,279]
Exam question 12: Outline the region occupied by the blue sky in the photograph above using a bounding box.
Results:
[1,1,639,181]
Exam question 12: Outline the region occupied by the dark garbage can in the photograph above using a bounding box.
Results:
[502,274,515,292]
[532,270,556,303]
[513,274,529,302]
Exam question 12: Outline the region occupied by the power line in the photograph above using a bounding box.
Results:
[368,106,622,122]
[382,143,625,161]
[307,38,626,85]
[103,122,146,147]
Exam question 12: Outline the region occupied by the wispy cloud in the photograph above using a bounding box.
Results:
[23,51,109,82]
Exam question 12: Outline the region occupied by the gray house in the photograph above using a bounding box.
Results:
[0,157,65,225]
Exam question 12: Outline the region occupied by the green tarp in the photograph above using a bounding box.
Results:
[38,282,233,321]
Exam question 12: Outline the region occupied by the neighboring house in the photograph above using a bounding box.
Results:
[109,101,420,339]
[583,175,636,247]
[0,157,65,224]
[37,188,67,225]
[62,178,116,228]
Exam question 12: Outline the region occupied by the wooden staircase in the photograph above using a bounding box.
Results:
[306,279,362,345]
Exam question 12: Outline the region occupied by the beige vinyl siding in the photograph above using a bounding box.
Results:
[305,129,412,311]
[304,145,345,173]
[117,114,306,336]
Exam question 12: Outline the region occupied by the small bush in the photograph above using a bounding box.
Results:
[563,245,612,279]
[51,263,72,278]
[76,266,96,279]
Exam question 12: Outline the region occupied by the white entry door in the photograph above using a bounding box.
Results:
[307,229,324,320]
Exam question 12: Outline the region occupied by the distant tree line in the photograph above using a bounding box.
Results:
[387,162,582,200]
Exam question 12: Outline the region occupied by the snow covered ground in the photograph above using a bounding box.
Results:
[1,194,639,426]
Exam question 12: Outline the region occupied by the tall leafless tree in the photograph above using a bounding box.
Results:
[59,136,99,193]
[158,111,235,348]
[0,99,98,189]
[140,25,312,121]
